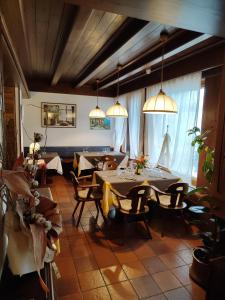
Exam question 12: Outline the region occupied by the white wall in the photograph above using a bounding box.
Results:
[23,92,114,147]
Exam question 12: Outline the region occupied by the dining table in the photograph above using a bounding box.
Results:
[93,168,180,216]
[75,151,128,175]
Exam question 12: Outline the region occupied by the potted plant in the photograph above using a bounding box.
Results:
[187,127,225,290]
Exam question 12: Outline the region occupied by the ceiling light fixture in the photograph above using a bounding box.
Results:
[106,65,128,118]
[143,29,178,114]
[89,79,106,118]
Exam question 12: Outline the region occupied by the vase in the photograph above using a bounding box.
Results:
[135,166,142,175]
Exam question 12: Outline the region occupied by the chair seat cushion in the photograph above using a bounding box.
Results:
[78,189,102,200]
[151,194,187,209]
[113,198,149,214]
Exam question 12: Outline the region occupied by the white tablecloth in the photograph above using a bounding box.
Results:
[28,156,63,175]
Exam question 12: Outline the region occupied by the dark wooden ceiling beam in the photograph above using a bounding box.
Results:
[98,30,203,89]
[118,39,225,96]
[66,0,225,38]
[0,13,30,98]
[28,80,114,97]
[51,6,93,85]
[73,17,148,87]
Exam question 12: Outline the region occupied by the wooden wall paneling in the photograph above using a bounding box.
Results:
[66,0,225,38]
[0,0,31,76]
[197,73,222,189]
[0,14,30,98]
[3,86,17,169]
[214,50,225,198]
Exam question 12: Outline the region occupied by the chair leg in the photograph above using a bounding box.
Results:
[95,200,99,220]
[76,202,85,227]
[72,201,80,218]
[96,199,107,224]
[143,215,152,239]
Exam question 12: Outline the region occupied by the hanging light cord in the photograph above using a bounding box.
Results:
[160,45,165,91]
[96,80,99,107]
[116,67,120,100]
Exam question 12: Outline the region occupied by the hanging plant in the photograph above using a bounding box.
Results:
[188,126,215,183]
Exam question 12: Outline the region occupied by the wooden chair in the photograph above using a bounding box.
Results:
[70,171,105,227]
[150,182,189,236]
[102,155,116,162]
[110,185,152,239]
[96,155,117,170]
[103,160,118,171]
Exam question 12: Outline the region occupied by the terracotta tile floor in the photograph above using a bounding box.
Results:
[49,175,206,300]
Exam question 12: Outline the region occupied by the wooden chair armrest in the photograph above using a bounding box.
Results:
[78,175,92,180]
[150,185,169,195]
[79,183,100,189]
[110,186,126,199]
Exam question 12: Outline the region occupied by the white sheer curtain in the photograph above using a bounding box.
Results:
[113,95,128,152]
[127,89,144,159]
[145,72,201,181]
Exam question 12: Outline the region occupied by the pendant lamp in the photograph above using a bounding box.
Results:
[106,66,128,118]
[89,79,106,118]
[143,30,178,114]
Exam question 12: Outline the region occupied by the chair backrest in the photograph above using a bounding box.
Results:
[70,171,80,199]
[103,160,118,170]
[166,182,189,207]
[102,155,116,162]
[126,185,151,213]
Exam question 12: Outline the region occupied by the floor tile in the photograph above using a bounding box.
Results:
[122,260,148,279]
[55,257,77,277]
[144,294,167,300]
[73,255,98,273]
[159,253,186,269]
[115,249,138,263]
[148,240,172,255]
[152,270,182,292]
[133,244,155,259]
[171,265,191,285]
[78,269,105,291]
[177,249,193,264]
[56,275,80,297]
[108,281,138,300]
[82,286,111,300]
[162,237,188,251]
[165,287,192,300]
[58,292,83,300]
[71,243,92,258]
[101,265,127,285]
[130,275,162,298]
[142,256,168,274]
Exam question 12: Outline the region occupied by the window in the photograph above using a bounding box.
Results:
[191,87,205,185]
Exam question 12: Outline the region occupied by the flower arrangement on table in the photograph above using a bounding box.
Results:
[0,156,62,292]
[135,155,148,175]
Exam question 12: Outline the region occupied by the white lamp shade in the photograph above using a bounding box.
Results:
[106,101,128,118]
[29,142,40,154]
[143,89,178,114]
[89,106,105,118]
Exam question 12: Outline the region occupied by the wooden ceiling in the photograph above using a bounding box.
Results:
[0,0,225,98]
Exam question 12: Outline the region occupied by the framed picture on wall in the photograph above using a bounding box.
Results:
[41,102,76,128]
[90,118,110,130]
